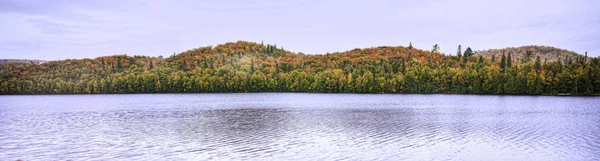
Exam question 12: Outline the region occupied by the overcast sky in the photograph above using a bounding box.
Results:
[0,0,598,60]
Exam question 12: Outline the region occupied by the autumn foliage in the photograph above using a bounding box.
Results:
[1,41,599,95]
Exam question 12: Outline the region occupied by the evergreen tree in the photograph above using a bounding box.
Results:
[250,58,255,74]
[432,44,440,53]
[408,42,413,49]
[558,57,563,71]
[507,53,512,67]
[534,56,541,71]
[1,41,598,95]
[463,47,474,57]
[501,53,507,70]
[117,57,122,70]
[491,54,496,62]
[525,51,533,62]
[457,45,462,57]
[400,58,406,74]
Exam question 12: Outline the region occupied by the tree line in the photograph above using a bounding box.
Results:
[1,41,599,95]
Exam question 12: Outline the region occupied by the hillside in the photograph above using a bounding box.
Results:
[473,46,586,63]
[0,59,46,65]
[1,41,599,95]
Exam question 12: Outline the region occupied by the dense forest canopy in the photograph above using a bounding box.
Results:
[1,41,599,95]
[474,45,583,63]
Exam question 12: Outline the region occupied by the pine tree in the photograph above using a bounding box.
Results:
[400,58,406,74]
[117,57,122,70]
[250,58,255,74]
[507,53,512,67]
[534,56,541,71]
[149,60,154,69]
[457,45,462,57]
[408,42,413,49]
[462,47,474,64]
[478,56,484,65]
[491,54,496,62]
[432,44,440,53]
[558,57,562,71]
[501,53,507,70]
[525,51,533,62]
[464,47,474,58]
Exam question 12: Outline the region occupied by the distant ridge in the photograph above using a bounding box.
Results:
[473,45,585,63]
[0,59,47,65]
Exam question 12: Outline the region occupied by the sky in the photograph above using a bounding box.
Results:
[0,0,598,60]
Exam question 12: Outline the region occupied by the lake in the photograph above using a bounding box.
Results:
[0,93,599,160]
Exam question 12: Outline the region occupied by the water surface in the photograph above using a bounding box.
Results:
[1,94,599,160]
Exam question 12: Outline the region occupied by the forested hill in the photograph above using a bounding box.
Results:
[1,41,599,95]
[0,59,46,65]
[473,45,585,63]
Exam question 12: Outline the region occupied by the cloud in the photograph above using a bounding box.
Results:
[0,0,598,60]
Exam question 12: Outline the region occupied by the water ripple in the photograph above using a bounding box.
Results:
[1,94,599,160]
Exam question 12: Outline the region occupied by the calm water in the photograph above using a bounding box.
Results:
[0,94,599,161]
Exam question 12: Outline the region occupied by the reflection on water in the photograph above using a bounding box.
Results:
[0,94,599,160]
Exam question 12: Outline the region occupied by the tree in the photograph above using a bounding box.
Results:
[408,42,413,49]
[457,45,462,57]
[1,40,597,96]
[525,50,533,62]
[507,53,512,67]
[432,44,440,53]
[250,58,255,74]
[501,53,507,70]
[534,56,541,71]
[478,56,484,65]
[117,57,123,70]
[464,47,474,58]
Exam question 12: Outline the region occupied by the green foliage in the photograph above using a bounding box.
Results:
[464,47,474,57]
[0,40,598,95]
